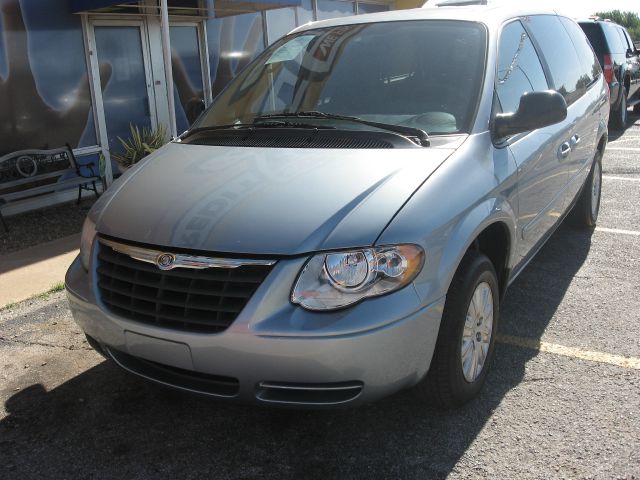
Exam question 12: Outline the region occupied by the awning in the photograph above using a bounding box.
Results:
[69,0,303,15]
[69,0,137,13]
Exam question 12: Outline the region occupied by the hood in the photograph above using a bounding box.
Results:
[96,141,459,255]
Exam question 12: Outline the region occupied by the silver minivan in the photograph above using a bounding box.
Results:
[66,4,608,407]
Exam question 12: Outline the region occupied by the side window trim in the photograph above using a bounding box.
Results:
[519,18,555,90]
[558,16,600,90]
[525,14,591,106]
[492,18,550,147]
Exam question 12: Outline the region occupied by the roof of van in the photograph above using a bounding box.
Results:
[291,4,562,35]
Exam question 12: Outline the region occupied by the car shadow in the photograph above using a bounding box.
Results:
[608,109,640,141]
[0,224,593,479]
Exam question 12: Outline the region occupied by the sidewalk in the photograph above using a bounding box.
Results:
[0,234,79,307]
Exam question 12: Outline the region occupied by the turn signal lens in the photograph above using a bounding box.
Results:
[79,216,97,271]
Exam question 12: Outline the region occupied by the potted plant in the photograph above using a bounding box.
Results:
[111,124,168,173]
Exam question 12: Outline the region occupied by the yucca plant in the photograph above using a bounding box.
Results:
[112,124,168,169]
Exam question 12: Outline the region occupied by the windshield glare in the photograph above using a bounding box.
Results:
[194,20,487,135]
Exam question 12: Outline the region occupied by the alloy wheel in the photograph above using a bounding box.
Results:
[461,281,494,383]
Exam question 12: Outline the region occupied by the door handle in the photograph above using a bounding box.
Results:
[570,134,581,147]
[559,142,571,159]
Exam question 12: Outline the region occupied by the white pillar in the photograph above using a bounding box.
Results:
[160,0,177,138]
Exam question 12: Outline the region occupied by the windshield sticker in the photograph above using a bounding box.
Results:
[301,25,366,74]
[266,35,316,64]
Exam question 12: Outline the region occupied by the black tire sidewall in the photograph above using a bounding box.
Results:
[571,150,602,228]
[430,251,500,406]
[614,91,628,129]
[588,153,602,224]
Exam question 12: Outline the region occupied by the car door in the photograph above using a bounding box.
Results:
[558,17,606,202]
[620,27,640,99]
[494,19,572,262]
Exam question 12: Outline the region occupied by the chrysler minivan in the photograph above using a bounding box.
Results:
[66,4,608,407]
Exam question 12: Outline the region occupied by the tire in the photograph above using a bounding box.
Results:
[612,90,628,130]
[414,250,499,408]
[570,150,602,228]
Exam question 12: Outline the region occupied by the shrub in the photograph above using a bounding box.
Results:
[111,124,168,168]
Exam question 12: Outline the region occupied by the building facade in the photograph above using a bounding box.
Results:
[0,0,423,194]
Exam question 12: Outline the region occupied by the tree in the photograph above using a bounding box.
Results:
[594,10,640,41]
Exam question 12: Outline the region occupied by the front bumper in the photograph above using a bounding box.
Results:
[66,255,444,407]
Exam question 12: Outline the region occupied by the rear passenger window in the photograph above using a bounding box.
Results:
[526,15,588,105]
[559,17,601,87]
[495,21,548,114]
[623,29,635,51]
[617,27,632,51]
[603,23,626,53]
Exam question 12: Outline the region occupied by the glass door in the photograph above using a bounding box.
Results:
[88,21,156,155]
[169,23,210,133]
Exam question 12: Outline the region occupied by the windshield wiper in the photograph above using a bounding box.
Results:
[180,120,335,140]
[255,111,430,147]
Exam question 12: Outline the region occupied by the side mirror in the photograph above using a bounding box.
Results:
[627,48,636,58]
[494,90,567,139]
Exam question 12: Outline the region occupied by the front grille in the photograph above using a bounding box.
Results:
[96,240,274,333]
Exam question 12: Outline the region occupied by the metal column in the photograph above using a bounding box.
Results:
[160,0,177,138]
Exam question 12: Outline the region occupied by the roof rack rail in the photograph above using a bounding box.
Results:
[436,0,488,6]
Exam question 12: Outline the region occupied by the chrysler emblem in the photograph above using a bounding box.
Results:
[156,253,176,270]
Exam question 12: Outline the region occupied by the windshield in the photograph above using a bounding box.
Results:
[193,20,487,136]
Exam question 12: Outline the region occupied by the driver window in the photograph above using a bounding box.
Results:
[495,21,549,114]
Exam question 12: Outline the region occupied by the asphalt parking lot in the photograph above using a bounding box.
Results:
[1,119,639,479]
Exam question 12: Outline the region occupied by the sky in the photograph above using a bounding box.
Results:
[542,0,640,17]
[436,1,640,17]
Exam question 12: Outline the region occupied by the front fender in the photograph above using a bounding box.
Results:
[433,197,517,297]
[376,132,518,307]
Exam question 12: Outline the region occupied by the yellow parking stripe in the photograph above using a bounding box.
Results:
[595,227,640,236]
[602,176,640,182]
[496,334,640,370]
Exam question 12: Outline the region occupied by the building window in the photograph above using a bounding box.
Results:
[357,2,390,14]
[316,0,356,21]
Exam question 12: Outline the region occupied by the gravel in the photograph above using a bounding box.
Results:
[0,198,95,255]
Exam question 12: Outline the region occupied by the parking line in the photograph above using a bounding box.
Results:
[497,334,640,370]
[602,176,640,182]
[595,227,640,236]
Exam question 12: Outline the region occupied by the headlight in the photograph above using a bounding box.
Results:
[80,216,97,271]
[291,244,424,311]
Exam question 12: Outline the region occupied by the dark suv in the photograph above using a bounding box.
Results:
[579,18,640,129]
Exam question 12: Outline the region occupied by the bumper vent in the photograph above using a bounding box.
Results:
[107,347,239,397]
[256,381,364,406]
[96,239,274,333]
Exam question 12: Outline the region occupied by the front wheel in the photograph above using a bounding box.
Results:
[570,151,602,228]
[414,251,499,408]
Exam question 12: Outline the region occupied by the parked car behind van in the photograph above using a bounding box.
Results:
[579,17,640,129]
[66,4,609,408]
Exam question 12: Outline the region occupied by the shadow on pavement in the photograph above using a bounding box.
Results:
[608,110,640,141]
[0,225,593,479]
